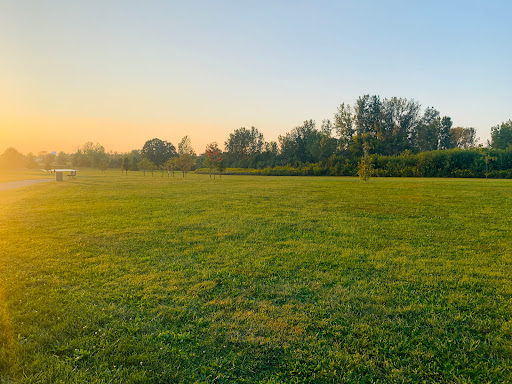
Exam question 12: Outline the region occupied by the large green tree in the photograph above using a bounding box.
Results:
[438,116,454,150]
[351,95,422,155]
[413,107,441,152]
[279,120,325,164]
[224,126,265,164]
[490,120,512,149]
[354,94,383,136]
[122,158,130,175]
[203,142,222,178]
[334,103,355,151]
[378,97,421,155]
[141,138,176,166]
[175,154,196,177]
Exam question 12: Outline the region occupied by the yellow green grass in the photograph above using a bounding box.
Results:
[1,171,511,383]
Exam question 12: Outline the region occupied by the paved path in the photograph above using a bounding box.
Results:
[0,179,54,192]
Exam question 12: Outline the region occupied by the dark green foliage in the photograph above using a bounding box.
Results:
[414,107,440,152]
[278,120,325,165]
[491,120,512,149]
[198,148,512,179]
[122,157,130,175]
[438,116,454,150]
[141,138,177,166]
[224,126,265,165]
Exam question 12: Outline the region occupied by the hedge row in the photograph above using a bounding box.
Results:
[195,148,512,178]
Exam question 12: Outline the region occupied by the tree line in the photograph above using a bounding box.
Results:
[2,95,512,178]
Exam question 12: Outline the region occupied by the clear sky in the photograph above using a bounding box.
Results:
[1,0,511,155]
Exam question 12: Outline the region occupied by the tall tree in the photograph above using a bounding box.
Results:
[122,158,130,175]
[203,142,222,178]
[73,142,108,168]
[224,126,265,163]
[490,120,512,149]
[413,107,440,152]
[321,119,333,136]
[141,138,176,166]
[178,136,195,155]
[378,97,421,155]
[279,120,324,164]
[438,116,454,150]
[334,103,355,151]
[354,94,382,136]
[175,154,195,177]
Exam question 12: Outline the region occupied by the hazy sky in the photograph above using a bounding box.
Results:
[1,0,511,155]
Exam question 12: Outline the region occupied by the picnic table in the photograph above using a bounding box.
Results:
[52,169,78,181]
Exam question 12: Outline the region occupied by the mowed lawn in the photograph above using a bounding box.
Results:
[0,172,511,383]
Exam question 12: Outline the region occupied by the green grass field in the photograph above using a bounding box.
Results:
[1,171,511,383]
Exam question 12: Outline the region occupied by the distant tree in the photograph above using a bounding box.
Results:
[224,126,265,164]
[178,136,195,155]
[122,158,130,175]
[265,141,278,155]
[98,159,109,173]
[490,120,512,150]
[175,154,196,177]
[141,138,176,166]
[138,158,155,176]
[350,95,421,155]
[0,147,25,169]
[164,157,177,177]
[334,103,355,151]
[107,152,123,169]
[56,151,69,166]
[378,97,421,155]
[73,142,107,168]
[438,116,454,150]
[354,94,382,136]
[413,107,440,152]
[131,157,139,171]
[204,142,222,178]
[279,120,324,164]
[25,152,37,169]
[358,142,374,182]
[321,119,333,135]
[203,149,216,177]
[450,127,477,149]
[42,152,56,171]
[318,135,338,161]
